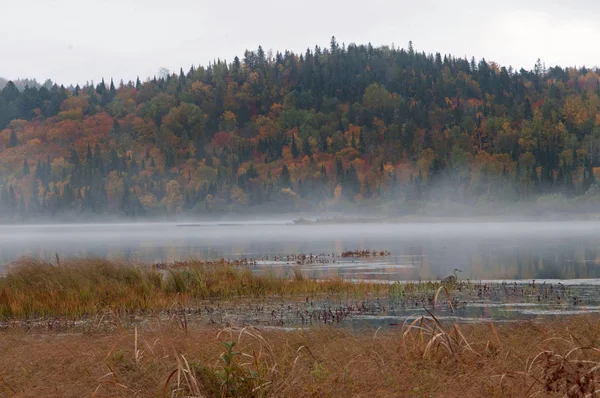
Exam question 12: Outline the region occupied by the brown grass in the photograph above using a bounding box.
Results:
[2,258,600,397]
[0,258,435,320]
[1,316,600,397]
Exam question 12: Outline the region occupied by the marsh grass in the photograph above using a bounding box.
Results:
[1,316,600,397]
[0,258,410,320]
[401,309,479,359]
[3,258,600,396]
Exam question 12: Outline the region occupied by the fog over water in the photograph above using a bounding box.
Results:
[3,220,600,282]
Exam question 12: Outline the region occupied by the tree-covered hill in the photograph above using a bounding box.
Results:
[1,38,599,220]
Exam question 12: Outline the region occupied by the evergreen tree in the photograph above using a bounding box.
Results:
[290,135,299,158]
[120,181,146,216]
[279,164,291,187]
[247,163,259,179]
[302,136,312,156]
[8,131,17,147]
[7,185,17,212]
[335,158,344,184]
[96,78,106,95]
[343,164,360,200]
[28,180,39,214]
[165,148,175,171]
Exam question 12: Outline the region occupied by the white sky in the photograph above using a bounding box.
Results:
[2,0,600,85]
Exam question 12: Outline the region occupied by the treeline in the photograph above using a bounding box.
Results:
[1,38,600,220]
[0,77,54,91]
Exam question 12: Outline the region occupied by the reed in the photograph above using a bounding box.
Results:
[0,258,412,320]
[1,315,599,397]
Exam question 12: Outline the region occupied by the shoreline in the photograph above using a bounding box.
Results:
[1,258,600,396]
[1,258,598,328]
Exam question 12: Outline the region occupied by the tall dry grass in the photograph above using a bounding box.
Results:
[1,315,600,397]
[0,258,405,320]
[3,258,599,397]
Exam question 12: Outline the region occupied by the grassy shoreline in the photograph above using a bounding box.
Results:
[1,259,600,397]
[0,258,452,322]
[0,258,590,326]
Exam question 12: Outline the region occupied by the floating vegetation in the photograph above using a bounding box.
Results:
[153,258,259,269]
[340,250,391,258]
[155,249,392,268]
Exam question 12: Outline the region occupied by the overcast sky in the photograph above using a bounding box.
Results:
[2,0,600,86]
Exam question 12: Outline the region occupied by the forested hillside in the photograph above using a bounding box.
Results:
[1,38,600,220]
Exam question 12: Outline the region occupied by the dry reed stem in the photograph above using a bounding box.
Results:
[1,316,600,397]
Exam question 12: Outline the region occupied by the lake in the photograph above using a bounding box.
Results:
[3,220,600,324]
[2,220,600,282]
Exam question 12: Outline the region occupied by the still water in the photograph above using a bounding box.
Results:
[2,220,600,282]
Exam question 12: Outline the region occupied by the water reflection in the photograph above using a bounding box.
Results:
[1,221,600,281]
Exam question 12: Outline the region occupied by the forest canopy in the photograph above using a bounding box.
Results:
[1,38,600,220]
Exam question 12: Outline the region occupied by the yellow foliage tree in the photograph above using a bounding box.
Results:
[163,180,182,213]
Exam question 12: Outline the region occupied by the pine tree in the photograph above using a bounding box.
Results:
[336,158,344,183]
[524,98,533,120]
[279,164,291,187]
[303,136,312,156]
[165,148,175,170]
[120,181,146,217]
[8,131,17,147]
[320,134,328,152]
[343,164,360,200]
[23,159,30,175]
[291,135,299,158]
[96,78,106,95]
[8,185,17,212]
[247,163,259,179]
[28,180,39,214]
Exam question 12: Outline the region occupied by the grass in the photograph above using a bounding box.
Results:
[0,258,437,321]
[1,316,600,397]
[1,258,600,396]
[0,258,569,323]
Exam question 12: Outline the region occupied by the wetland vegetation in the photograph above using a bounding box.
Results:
[2,256,598,326]
[1,259,600,397]
[2,204,600,398]
[1,242,600,397]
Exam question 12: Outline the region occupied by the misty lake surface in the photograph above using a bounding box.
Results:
[3,220,600,282]
[3,220,600,324]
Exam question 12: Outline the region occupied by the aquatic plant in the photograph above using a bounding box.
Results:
[0,258,397,321]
